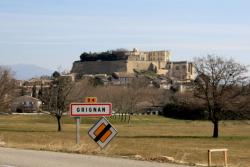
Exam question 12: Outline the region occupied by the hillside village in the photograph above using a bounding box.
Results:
[10,48,195,114]
[3,53,248,138]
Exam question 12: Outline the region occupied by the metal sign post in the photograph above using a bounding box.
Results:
[76,117,81,145]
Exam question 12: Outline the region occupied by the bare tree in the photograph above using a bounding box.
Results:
[0,67,16,112]
[67,78,94,103]
[110,88,134,121]
[194,55,249,138]
[118,77,151,123]
[143,88,166,107]
[32,84,37,98]
[43,73,74,131]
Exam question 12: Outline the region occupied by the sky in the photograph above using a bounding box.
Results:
[0,0,250,71]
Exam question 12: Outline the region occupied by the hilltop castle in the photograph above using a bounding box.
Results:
[71,48,195,81]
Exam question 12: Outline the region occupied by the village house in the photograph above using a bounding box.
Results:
[10,95,42,113]
[111,72,136,85]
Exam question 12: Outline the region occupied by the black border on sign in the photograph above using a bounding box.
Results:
[69,103,112,117]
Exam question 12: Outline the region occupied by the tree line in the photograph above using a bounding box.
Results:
[79,49,128,61]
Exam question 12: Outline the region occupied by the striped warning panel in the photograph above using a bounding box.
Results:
[88,117,118,148]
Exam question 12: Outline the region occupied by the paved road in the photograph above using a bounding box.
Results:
[0,147,191,167]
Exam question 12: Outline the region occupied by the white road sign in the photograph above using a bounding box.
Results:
[70,103,112,117]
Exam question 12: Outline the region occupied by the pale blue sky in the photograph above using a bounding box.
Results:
[0,0,250,71]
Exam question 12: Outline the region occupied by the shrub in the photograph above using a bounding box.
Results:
[162,103,207,120]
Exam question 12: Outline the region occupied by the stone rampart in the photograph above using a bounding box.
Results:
[71,61,127,74]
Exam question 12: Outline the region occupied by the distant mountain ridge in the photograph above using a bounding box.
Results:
[3,64,53,80]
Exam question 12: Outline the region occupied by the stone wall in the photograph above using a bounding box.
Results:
[71,61,127,74]
[167,61,195,81]
[127,61,167,73]
[71,60,169,75]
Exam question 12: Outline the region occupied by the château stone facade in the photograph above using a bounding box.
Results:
[71,48,195,81]
[125,48,170,74]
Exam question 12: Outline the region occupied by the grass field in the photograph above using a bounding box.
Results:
[0,115,249,167]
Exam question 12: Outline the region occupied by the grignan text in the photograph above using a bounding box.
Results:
[76,107,106,113]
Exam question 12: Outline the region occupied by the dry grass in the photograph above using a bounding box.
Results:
[0,115,249,167]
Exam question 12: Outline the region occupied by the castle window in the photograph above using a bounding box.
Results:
[175,66,179,70]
